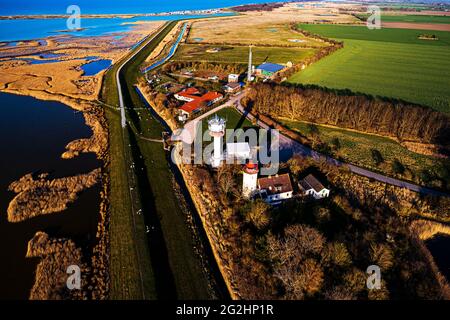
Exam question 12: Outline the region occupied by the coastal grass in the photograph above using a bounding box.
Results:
[279,118,450,186]
[188,20,326,47]
[288,24,450,113]
[119,20,212,299]
[174,44,316,65]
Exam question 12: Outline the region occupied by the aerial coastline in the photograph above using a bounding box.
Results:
[0,0,449,302]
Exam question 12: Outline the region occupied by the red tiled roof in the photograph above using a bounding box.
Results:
[201,92,223,101]
[180,100,202,114]
[258,174,293,195]
[178,91,223,114]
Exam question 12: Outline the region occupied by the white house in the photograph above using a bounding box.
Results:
[258,174,294,204]
[226,142,251,161]
[298,174,330,199]
[228,74,239,83]
[224,82,242,94]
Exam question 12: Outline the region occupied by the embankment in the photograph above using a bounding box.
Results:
[137,84,239,299]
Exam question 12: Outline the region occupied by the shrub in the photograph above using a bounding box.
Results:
[392,159,405,174]
[371,149,384,166]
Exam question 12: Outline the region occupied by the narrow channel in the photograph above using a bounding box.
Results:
[136,87,230,299]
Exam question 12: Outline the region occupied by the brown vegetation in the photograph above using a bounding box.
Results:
[7,169,101,223]
[26,232,89,300]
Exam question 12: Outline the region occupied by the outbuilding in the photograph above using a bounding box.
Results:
[298,174,330,199]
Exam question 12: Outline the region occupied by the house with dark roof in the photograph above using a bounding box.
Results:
[258,174,294,204]
[255,62,285,77]
[224,82,242,94]
[298,174,330,199]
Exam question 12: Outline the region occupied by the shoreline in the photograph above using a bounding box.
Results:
[0,87,111,299]
[0,9,228,21]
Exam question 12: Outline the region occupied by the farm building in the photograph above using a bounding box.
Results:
[298,174,330,199]
[174,87,201,102]
[176,88,223,121]
[255,62,285,77]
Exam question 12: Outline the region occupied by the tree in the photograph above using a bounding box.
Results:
[307,123,320,139]
[297,258,324,297]
[287,155,304,176]
[267,225,325,299]
[245,200,271,230]
[314,207,331,224]
[331,137,341,151]
[392,159,405,175]
[371,149,384,166]
[369,243,394,270]
[321,242,352,267]
[419,169,432,183]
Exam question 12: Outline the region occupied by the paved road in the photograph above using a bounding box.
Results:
[235,100,449,197]
[117,25,170,128]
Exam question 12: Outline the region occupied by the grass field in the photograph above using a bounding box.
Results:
[279,118,449,187]
[198,107,253,147]
[357,14,450,24]
[174,44,316,65]
[288,24,450,113]
[189,19,326,47]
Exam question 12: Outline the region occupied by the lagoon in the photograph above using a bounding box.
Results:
[0,13,234,42]
[81,59,112,76]
[0,0,282,15]
[0,92,101,299]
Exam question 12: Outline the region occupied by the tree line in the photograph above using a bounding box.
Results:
[244,83,450,145]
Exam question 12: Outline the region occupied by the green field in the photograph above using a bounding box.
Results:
[288,24,450,112]
[199,107,253,143]
[357,14,450,24]
[174,44,316,65]
[279,118,449,188]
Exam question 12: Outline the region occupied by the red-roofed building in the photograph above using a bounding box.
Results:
[174,87,201,102]
[202,91,223,104]
[177,89,223,121]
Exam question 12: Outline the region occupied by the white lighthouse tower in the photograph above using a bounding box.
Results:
[208,115,226,168]
[242,162,259,198]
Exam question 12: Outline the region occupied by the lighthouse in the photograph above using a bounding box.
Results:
[208,115,226,168]
[242,162,259,198]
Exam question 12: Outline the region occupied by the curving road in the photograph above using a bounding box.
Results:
[235,101,449,197]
